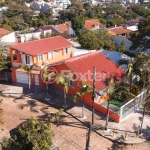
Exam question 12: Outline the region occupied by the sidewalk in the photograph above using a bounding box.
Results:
[1,83,150,145]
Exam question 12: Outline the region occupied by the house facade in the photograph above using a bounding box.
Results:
[10,36,73,86]
[50,52,125,122]
[0,28,16,43]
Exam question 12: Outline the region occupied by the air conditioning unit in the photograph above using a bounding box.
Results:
[18,50,23,54]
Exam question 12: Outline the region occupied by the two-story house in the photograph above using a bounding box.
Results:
[10,36,73,86]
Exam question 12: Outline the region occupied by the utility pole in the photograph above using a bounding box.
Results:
[85,122,92,150]
[92,66,96,125]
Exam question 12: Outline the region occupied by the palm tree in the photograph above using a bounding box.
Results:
[73,80,92,119]
[42,65,55,101]
[105,78,135,131]
[139,96,150,135]
[20,64,35,95]
[56,73,73,108]
[118,59,134,92]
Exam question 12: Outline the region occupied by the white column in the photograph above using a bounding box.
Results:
[21,54,26,64]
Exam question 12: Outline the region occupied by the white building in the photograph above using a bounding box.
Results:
[0,28,16,43]
[16,29,52,43]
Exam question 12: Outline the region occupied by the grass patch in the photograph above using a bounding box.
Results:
[110,99,123,107]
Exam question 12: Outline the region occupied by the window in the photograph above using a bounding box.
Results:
[56,50,59,54]
[12,50,17,60]
[38,54,43,61]
[69,80,74,87]
[64,48,68,54]
[26,55,30,64]
[48,52,53,59]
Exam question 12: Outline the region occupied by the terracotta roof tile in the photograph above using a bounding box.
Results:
[84,19,100,29]
[108,26,132,35]
[56,24,68,32]
[65,52,125,91]
[10,36,73,55]
[0,28,12,38]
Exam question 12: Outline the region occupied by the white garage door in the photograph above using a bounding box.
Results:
[16,72,28,84]
[34,74,39,85]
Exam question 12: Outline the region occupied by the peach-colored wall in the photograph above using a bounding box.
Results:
[10,48,22,63]
[10,47,72,66]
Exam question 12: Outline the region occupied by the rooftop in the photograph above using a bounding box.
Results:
[0,28,12,38]
[108,26,132,35]
[56,24,68,32]
[10,36,73,55]
[64,51,125,91]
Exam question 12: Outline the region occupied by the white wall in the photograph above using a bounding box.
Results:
[73,50,96,56]
[68,26,75,36]
[0,32,16,43]
[19,30,52,43]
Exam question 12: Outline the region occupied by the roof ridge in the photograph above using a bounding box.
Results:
[65,51,99,62]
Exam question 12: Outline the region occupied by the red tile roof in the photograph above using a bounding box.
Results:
[0,28,12,38]
[10,36,73,55]
[56,24,68,32]
[84,19,100,29]
[65,52,125,91]
[108,26,132,35]
[65,19,100,30]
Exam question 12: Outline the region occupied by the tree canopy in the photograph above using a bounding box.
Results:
[3,117,54,150]
[71,14,85,37]
[130,15,150,50]
[78,29,116,50]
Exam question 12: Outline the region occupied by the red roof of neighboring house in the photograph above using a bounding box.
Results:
[64,52,125,91]
[84,19,100,29]
[65,19,100,30]
[0,28,12,38]
[112,13,122,18]
[56,24,68,32]
[10,36,73,55]
[108,26,132,35]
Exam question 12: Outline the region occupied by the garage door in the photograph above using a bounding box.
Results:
[34,74,39,85]
[16,72,28,84]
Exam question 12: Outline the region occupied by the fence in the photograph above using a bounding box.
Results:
[101,90,147,122]
[120,90,146,121]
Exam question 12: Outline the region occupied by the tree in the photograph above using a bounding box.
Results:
[130,15,150,50]
[71,14,85,37]
[3,117,54,150]
[56,73,73,108]
[117,41,126,53]
[42,65,55,101]
[73,80,92,119]
[0,50,10,71]
[20,64,35,95]
[78,30,100,50]
[78,30,116,50]
[105,78,135,130]
[0,99,3,125]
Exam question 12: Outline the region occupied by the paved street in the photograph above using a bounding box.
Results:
[0,83,150,150]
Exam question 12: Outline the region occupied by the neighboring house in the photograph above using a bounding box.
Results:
[0,28,16,43]
[34,25,59,35]
[84,19,100,30]
[52,24,69,37]
[51,51,125,122]
[108,26,132,37]
[60,19,101,36]
[16,29,52,43]
[10,36,73,86]
[99,49,131,71]
[111,36,132,51]
[27,0,71,12]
